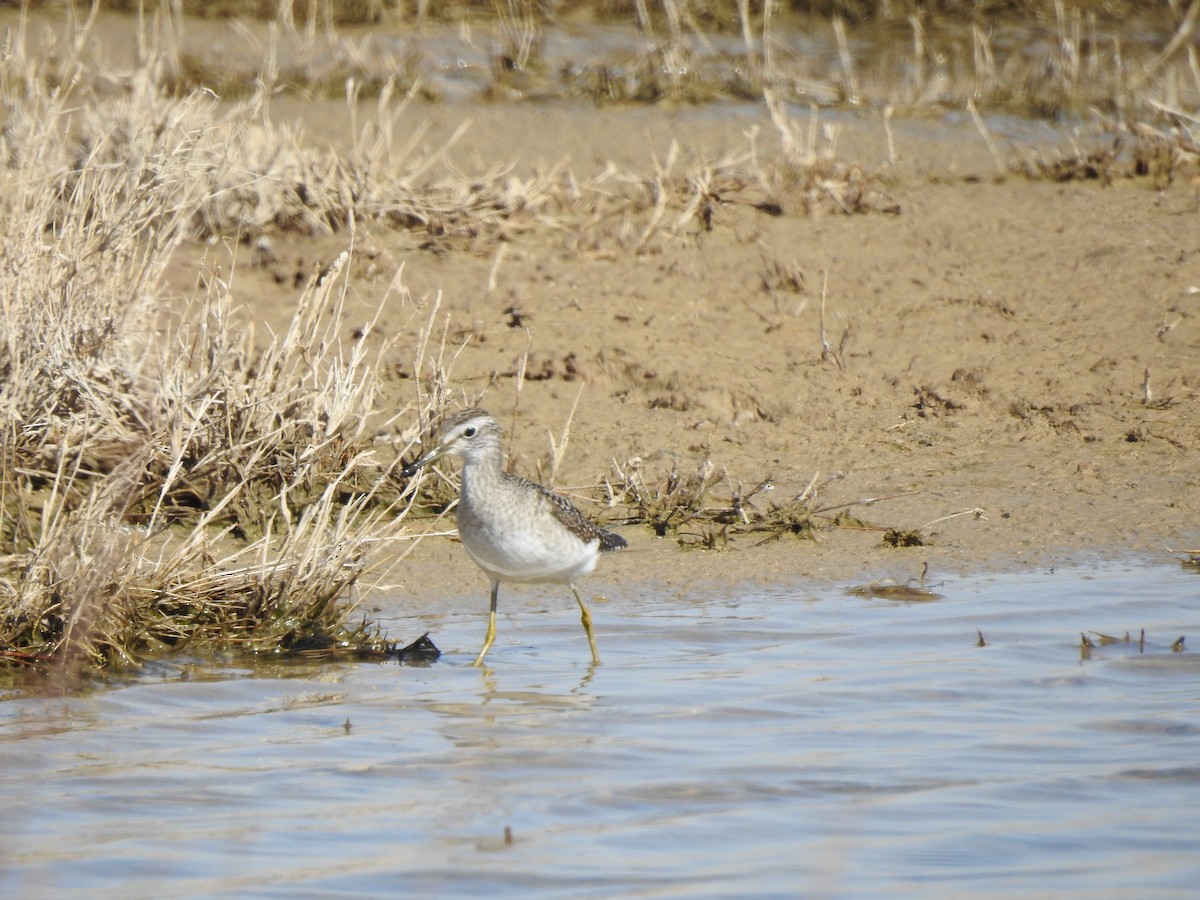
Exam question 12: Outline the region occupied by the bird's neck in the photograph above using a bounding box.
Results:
[460,452,506,497]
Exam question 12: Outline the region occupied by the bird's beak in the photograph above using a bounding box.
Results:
[401,444,447,479]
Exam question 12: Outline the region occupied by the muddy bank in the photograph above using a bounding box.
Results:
[174,102,1199,601]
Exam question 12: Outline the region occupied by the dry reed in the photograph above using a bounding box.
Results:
[0,20,437,678]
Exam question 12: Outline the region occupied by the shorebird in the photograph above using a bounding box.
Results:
[401,408,626,666]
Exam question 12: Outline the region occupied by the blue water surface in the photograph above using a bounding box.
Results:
[1,561,1197,898]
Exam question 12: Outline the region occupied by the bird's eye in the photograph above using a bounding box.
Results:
[463,426,477,438]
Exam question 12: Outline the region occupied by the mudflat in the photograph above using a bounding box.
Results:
[180,99,1200,593]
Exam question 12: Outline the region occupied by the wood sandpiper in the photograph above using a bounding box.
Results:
[401,408,626,666]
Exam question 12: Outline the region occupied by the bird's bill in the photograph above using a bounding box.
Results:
[401,444,448,478]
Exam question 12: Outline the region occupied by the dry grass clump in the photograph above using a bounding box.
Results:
[606,457,823,547]
[1,256,402,672]
[1013,106,1200,185]
[45,1,1177,27]
[0,46,435,678]
[558,105,898,256]
[0,8,973,265]
[755,90,900,215]
[4,9,552,246]
[870,13,1134,116]
[188,110,550,247]
[79,4,1199,238]
[19,0,1193,132]
[607,456,719,538]
[157,7,426,101]
[95,0,397,25]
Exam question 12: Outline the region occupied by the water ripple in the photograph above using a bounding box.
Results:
[1,561,1198,897]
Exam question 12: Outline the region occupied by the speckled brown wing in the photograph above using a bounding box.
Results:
[520,477,628,551]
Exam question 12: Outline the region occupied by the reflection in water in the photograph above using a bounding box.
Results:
[1,562,1198,896]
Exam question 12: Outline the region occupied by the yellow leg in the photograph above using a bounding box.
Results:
[472,581,499,667]
[572,584,601,665]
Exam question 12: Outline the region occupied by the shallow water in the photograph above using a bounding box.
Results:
[2,561,1198,897]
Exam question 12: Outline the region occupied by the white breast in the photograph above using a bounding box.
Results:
[456,470,601,585]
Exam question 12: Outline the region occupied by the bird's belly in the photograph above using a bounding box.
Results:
[456,512,600,585]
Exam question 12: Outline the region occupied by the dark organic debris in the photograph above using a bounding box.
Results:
[882,528,925,548]
[1079,628,1187,657]
[367,632,442,663]
[286,631,441,664]
[847,581,943,601]
[1170,550,1200,570]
